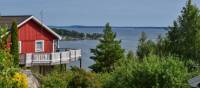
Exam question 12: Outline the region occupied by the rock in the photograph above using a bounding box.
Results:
[188,76,200,88]
[21,70,40,88]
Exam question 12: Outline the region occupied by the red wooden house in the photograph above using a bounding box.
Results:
[0,15,81,73]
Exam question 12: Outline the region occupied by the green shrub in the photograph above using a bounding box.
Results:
[68,67,101,88]
[0,50,27,88]
[40,70,73,88]
[0,25,9,50]
[103,55,199,88]
[137,32,156,59]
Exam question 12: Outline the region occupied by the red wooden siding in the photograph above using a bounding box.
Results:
[8,19,58,53]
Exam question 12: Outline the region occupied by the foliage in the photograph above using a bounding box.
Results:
[86,33,103,40]
[126,50,135,60]
[154,35,170,57]
[40,67,101,88]
[136,32,156,59]
[90,23,125,72]
[0,50,16,88]
[52,28,102,40]
[103,55,199,88]
[0,49,13,70]
[166,0,200,61]
[10,21,19,67]
[0,50,27,88]
[68,67,101,88]
[0,25,9,50]
[12,72,28,88]
[40,70,73,88]
[96,73,111,88]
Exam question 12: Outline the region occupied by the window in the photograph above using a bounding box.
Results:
[35,40,44,52]
[19,41,21,53]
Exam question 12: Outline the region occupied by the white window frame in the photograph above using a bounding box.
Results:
[19,41,21,53]
[53,40,55,52]
[35,40,44,52]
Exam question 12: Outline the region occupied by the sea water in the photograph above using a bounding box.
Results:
[58,27,167,70]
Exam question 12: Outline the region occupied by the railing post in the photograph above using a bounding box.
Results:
[79,57,82,68]
[69,51,71,62]
[75,50,77,61]
[24,54,26,67]
[50,53,52,65]
[60,52,62,71]
[31,53,33,66]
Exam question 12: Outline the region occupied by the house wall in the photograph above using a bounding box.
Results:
[8,19,58,53]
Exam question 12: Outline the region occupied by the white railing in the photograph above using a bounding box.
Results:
[32,53,51,63]
[61,51,70,63]
[19,49,81,67]
[51,52,61,64]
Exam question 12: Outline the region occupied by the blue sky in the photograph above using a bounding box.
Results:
[0,0,200,27]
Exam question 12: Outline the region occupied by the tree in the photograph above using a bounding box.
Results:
[136,32,155,59]
[167,0,200,61]
[154,35,170,57]
[0,49,28,88]
[90,23,124,72]
[0,25,9,50]
[127,50,135,60]
[103,55,199,88]
[10,21,19,67]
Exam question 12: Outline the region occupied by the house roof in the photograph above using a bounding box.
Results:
[0,15,31,28]
[0,15,62,40]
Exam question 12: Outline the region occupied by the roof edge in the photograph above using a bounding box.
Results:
[17,16,62,40]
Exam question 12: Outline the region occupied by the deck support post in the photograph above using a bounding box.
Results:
[60,53,62,72]
[79,58,82,68]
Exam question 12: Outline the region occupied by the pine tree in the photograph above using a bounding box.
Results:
[90,23,124,73]
[10,21,19,66]
[167,0,200,61]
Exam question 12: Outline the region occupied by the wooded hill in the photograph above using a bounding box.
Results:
[52,28,103,40]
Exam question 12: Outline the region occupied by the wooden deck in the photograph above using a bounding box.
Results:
[19,49,81,67]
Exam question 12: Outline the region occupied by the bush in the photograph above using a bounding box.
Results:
[137,32,156,59]
[0,50,28,88]
[103,55,199,88]
[68,67,101,88]
[40,70,73,88]
[0,49,13,69]
[96,73,112,88]
[40,67,101,88]
[12,72,28,88]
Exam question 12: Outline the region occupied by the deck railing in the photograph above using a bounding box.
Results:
[20,49,81,67]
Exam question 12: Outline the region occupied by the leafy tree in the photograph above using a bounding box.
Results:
[154,35,170,57]
[0,25,9,50]
[136,32,156,59]
[167,0,200,61]
[126,50,135,60]
[90,23,125,72]
[10,21,19,67]
[0,50,27,88]
[103,55,199,88]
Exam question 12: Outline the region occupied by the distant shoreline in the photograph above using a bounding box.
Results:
[49,25,168,29]
[51,28,103,41]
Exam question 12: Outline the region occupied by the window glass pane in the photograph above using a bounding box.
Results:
[36,41,43,52]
